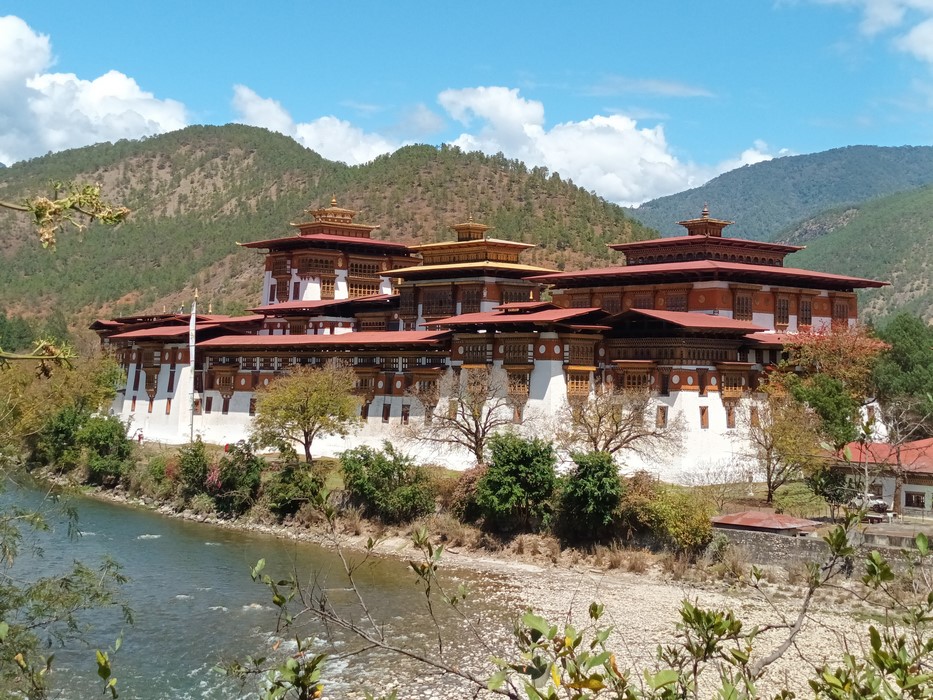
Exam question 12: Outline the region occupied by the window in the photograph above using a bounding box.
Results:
[205,397,213,414]
[361,403,369,421]
[165,398,172,415]
[632,292,653,309]
[697,370,708,396]
[699,405,709,429]
[268,285,277,303]
[222,397,230,415]
[656,405,668,429]
[167,367,176,393]
[666,293,687,312]
[460,287,482,314]
[567,372,589,396]
[148,397,154,414]
[570,294,590,308]
[503,343,530,364]
[568,343,593,365]
[799,299,812,326]
[132,366,141,392]
[602,295,621,313]
[507,371,530,397]
[423,288,453,316]
[832,299,849,323]
[382,403,391,423]
[292,281,301,300]
[193,398,201,415]
[755,349,764,365]
[401,404,410,425]
[734,294,753,321]
[659,372,670,397]
[624,371,650,389]
[749,406,760,427]
[725,402,736,429]
[905,492,926,509]
[320,278,335,299]
[248,398,256,416]
[775,297,789,326]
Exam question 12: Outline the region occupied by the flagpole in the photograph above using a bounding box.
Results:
[189,288,198,442]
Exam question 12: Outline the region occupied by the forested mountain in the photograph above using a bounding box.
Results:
[778,184,933,322]
[0,125,653,328]
[628,145,933,240]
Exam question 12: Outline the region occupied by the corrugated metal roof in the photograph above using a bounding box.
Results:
[239,233,410,251]
[712,511,820,531]
[427,307,602,327]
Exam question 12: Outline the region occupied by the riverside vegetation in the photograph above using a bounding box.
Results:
[3,314,933,697]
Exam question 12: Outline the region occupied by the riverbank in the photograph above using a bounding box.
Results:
[66,480,877,699]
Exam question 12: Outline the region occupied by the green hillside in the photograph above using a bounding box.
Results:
[628,145,933,240]
[780,185,933,322]
[0,125,654,326]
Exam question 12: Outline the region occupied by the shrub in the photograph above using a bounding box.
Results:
[559,451,623,543]
[76,415,133,486]
[177,438,211,502]
[341,442,435,524]
[448,464,487,522]
[207,441,264,516]
[646,487,714,555]
[263,461,327,518]
[32,405,88,471]
[475,432,557,533]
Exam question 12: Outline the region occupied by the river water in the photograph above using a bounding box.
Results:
[7,482,518,699]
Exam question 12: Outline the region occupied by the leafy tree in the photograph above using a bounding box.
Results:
[558,451,623,543]
[77,415,133,486]
[177,438,211,502]
[555,385,683,465]
[805,466,852,521]
[341,442,435,524]
[741,391,824,503]
[405,366,518,466]
[475,432,556,532]
[873,313,933,413]
[787,373,861,450]
[252,362,360,463]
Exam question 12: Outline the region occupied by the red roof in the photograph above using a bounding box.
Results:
[239,233,411,252]
[609,235,804,254]
[198,330,449,349]
[840,438,933,475]
[530,260,887,290]
[250,295,397,314]
[427,307,603,327]
[623,308,767,332]
[745,331,795,345]
[110,323,221,339]
[712,511,820,531]
[496,301,559,311]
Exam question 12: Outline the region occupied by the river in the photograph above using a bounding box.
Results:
[6,481,518,699]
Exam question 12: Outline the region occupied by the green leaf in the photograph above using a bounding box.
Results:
[488,669,508,690]
[0,621,7,642]
[916,532,929,556]
[647,669,680,690]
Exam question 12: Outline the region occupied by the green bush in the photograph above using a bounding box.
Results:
[177,438,211,502]
[341,442,435,524]
[32,405,88,470]
[559,451,623,543]
[618,472,713,554]
[207,441,264,516]
[475,432,556,533]
[448,464,487,522]
[263,461,327,518]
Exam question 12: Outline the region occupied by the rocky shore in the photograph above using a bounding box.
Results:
[73,485,871,699]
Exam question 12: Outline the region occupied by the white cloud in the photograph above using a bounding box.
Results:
[0,15,186,165]
[894,16,933,62]
[437,85,763,205]
[231,84,401,165]
[817,1,933,64]
[585,76,714,98]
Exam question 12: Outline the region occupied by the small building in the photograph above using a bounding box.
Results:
[837,439,933,516]
[711,511,820,536]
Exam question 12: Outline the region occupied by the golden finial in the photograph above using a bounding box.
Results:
[208,300,213,313]
[194,287,199,300]
[702,203,709,218]
[331,195,338,207]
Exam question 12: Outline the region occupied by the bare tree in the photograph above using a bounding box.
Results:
[681,458,754,513]
[555,385,683,465]
[740,392,823,503]
[403,366,518,465]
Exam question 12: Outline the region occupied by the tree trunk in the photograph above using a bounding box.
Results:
[303,438,313,464]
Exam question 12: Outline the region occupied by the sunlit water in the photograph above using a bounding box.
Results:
[4,480,516,699]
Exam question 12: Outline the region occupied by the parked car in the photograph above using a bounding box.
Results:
[849,493,889,513]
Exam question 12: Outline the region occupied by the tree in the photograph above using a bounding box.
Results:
[559,451,623,543]
[555,385,683,465]
[404,366,518,465]
[741,391,823,503]
[0,180,129,249]
[873,312,933,419]
[251,362,361,463]
[475,432,557,532]
[806,466,852,521]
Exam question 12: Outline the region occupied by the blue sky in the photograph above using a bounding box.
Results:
[3,1,933,204]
